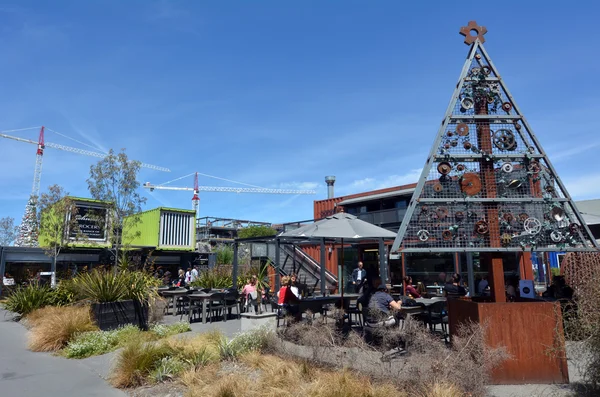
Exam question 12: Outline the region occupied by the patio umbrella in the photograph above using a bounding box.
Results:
[280,212,397,299]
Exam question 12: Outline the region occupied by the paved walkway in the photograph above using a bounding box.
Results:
[0,309,125,397]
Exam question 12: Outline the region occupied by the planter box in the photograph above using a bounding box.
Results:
[91,299,149,331]
[447,299,569,385]
[240,312,277,332]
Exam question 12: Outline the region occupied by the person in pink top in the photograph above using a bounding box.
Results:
[241,276,259,313]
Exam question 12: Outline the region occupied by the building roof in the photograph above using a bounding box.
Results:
[575,200,600,226]
[338,188,415,206]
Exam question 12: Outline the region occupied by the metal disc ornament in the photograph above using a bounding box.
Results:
[442,230,453,241]
[417,230,430,242]
[502,102,512,112]
[456,123,469,136]
[437,162,452,175]
[437,207,449,219]
[524,217,542,235]
[501,233,512,246]
[475,220,489,235]
[501,162,513,173]
[482,65,492,75]
[433,183,443,192]
[493,129,517,151]
[460,97,474,111]
[460,173,482,196]
[550,230,564,243]
[456,164,466,172]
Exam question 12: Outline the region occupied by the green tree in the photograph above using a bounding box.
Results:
[87,149,146,268]
[0,216,18,246]
[237,225,277,239]
[38,185,84,287]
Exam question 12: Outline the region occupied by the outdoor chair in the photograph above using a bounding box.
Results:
[184,297,204,323]
[244,291,259,314]
[208,292,226,323]
[346,301,363,327]
[427,300,449,343]
[223,291,240,320]
[176,290,195,315]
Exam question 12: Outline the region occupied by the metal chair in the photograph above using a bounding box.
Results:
[223,291,240,320]
[427,300,449,343]
[208,292,226,323]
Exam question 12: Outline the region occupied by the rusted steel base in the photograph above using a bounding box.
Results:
[448,299,569,384]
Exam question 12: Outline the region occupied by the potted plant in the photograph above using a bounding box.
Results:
[71,269,158,331]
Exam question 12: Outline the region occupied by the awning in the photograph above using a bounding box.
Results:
[338,188,415,206]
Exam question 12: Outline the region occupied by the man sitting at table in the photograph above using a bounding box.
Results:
[365,278,403,327]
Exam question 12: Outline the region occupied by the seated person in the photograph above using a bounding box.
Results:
[444,273,467,297]
[277,276,300,320]
[403,276,421,298]
[365,278,403,327]
[241,276,259,313]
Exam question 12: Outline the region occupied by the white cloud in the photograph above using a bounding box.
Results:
[276,181,320,191]
[336,169,422,196]
[563,174,600,200]
[546,142,600,163]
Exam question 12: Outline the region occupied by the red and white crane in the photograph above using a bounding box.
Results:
[1,126,170,246]
[143,172,316,219]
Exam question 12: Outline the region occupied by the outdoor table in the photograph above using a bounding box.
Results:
[297,294,360,316]
[160,289,189,317]
[188,292,220,324]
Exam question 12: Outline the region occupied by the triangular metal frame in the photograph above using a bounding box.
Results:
[391,40,599,253]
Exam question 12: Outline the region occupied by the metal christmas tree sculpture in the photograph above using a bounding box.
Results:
[14,196,40,247]
[391,21,599,254]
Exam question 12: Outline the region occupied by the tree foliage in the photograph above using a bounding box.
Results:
[87,149,146,265]
[237,225,277,239]
[0,216,18,246]
[38,185,83,286]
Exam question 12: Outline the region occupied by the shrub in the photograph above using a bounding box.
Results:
[214,244,233,265]
[64,324,142,359]
[3,283,55,316]
[71,269,128,302]
[69,269,159,303]
[48,280,76,306]
[28,306,98,352]
[64,322,191,359]
[150,321,191,338]
[189,266,233,289]
[150,356,186,383]
[110,339,175,388]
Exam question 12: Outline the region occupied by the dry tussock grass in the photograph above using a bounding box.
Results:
[165,332,220,361]
[110,339,175,388]
[27,305,97,352]
[278,316,506,397]
[182,352,406,397]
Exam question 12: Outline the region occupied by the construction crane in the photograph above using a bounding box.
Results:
[1,126,171,247]
[143,172,316,218]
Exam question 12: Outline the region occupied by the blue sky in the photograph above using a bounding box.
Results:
[1,1,599,226]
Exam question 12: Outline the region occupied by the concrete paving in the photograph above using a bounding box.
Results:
[0,309,126,397]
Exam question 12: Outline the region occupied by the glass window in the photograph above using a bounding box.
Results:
[395,200,407,209]
[404,253,455,286]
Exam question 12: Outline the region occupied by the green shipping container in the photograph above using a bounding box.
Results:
[124,207,196,251]
[39,196,112,249]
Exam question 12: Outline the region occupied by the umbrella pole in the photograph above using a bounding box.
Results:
[340,238,344,310]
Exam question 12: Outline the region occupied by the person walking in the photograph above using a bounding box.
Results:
[351,261,367,293]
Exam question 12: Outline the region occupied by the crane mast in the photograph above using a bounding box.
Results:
[3,126,171,247]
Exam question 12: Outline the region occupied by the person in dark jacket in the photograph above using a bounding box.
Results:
[351,261,367,293]
[444,273,467,297]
